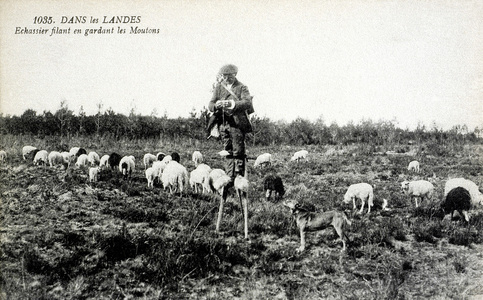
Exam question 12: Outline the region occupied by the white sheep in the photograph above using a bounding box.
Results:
[89,167,99,182]
[343,183,374,214]
[69,147,80,156]
[151,161,164,183]
[75,154,89,168]
[69,147,87,164]
[143,153,157,170]
[152,155,172,180]
[48,151,64,167]
[407,160,420,173]
[190,163,212,194]
[192,151,203,166]
[119,156,136,179]
[161,161,189,195]
[444,178,483,206]
[0,150,7,162]
[61,151,72,165]
[254,153,272,168]
[87,152,100,166]
[145,167,155,188]
[22,145,37,160]
[401,180,434,208]
[290,150,308,162]
[99,155,110,170]
[33,150,48,166]
[206,168,232,195]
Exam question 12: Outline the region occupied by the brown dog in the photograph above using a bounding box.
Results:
[283,199,351,252]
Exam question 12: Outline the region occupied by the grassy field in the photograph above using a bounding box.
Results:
[1,136,483,299]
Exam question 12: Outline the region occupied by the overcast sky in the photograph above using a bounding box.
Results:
[1,0,482,130]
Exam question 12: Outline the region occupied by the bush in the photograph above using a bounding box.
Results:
[349,215,406,248]
[413,219,443,244]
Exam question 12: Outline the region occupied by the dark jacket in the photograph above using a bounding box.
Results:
[208,79,254,133]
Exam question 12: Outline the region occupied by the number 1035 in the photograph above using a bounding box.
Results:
[33,16,53,24]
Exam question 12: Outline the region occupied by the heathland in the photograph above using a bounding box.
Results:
[0,110,482,299]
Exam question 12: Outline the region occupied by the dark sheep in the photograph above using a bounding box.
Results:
[108,152,122,170]
[76,148,87,157]
[171,152,180,163]
[263,174,285,202]
[157,152,166,161]
[441,187,472,222]
[28,149,40,162]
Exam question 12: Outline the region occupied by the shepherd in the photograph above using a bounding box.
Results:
[208,64,254,187]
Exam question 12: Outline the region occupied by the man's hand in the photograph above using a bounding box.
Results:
[215,100,235,109]
[215,100,225,109]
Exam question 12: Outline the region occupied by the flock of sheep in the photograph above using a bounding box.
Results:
[13,145,302,200]
[343,160,483,223]
[5,145,483,226]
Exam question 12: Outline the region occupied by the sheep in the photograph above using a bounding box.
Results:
[151,161,164,184]
[75,154,89,168]
[206,168,232,195]
[190,163,212,194]
[22,145,37,160]
[61,151,72,166]
[156,152,166,161]
[87,151,100,166]
[69,147,86,165]
[99,155,110,170]
[343,183,374,214]
[143,153,157,170]
[407,160,420,173]
[152,155,172,180]
[69,147,80,166]
[108,152,122,170]
[69,147,80,157]
[48,151,65,167]
[401,180,434,208]
[76,148,87,157]
[89,167,99,183]
[171,152,181,163]
[161,161,189,195]
[290,150,308,162]
[441,187,471,222]
[254,153,272,168]
[444,178,483,206]
[119,156,135,179]
[28,149,41,162]
[0,150,7,162]
[192,151,203,167]
[263,174,285,201]
[145,167,155,188]
[33,150,48,166]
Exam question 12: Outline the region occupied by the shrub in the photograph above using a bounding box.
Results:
[413,219,443,244]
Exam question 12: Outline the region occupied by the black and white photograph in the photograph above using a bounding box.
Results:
[1,0,482,299]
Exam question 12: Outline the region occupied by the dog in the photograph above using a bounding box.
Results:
[283,199,352,253]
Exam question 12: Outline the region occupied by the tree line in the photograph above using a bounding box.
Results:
[0,101,480,149]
